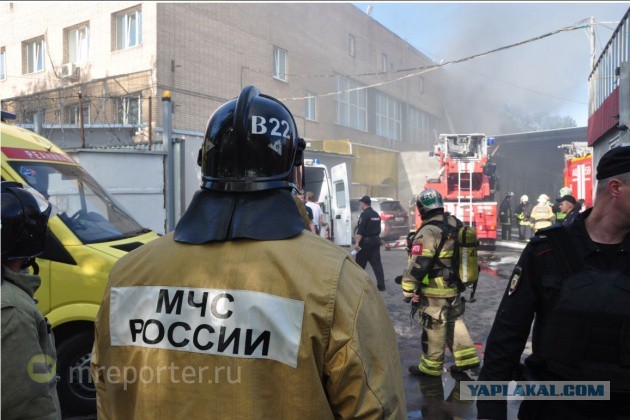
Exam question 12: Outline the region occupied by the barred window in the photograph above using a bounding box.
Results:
[116,96,141,124]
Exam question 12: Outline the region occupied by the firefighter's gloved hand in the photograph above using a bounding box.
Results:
[411,295,420,303]
[403,289,416,299]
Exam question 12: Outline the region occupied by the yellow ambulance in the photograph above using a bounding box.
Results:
[1,119,158,414]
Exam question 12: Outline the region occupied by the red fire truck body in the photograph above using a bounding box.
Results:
[560,142,593,208]
[417,133,498,246]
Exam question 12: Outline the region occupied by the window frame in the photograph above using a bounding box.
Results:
[67,103,90,125]
[114,7,142,51]
[333,76,367,132]
[116,96,142,125]
[381,53,388,73]
[374,92,401,141]
[273,47,288,82]
[348,34,356,57]
[305,91,317,122]
[0,47,6,81]
[24,37,45,74]
[66,24,90,64]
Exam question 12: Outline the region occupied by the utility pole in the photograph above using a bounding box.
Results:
[589,16,596,71]
[78,90,86,148]
[163,90,175,232]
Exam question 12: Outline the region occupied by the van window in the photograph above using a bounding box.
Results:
[9,161,147,244]
[334,181,346,208]
[350,199,360,212]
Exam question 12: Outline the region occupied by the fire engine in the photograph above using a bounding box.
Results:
[420,133,498,246]
[558,142,593,208]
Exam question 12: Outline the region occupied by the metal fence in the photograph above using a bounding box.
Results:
[1,70,159,149]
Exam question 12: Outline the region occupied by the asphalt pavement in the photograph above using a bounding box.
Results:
[363,241,527,419]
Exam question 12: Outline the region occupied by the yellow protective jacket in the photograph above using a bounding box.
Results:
[91,231,406,419]
[531,204,555,231]
[401,213,459,298]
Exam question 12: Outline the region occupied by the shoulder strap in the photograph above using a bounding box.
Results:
[537,226,586,276]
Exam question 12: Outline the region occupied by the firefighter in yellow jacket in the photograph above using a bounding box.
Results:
[91,86,406,419]
[531,194,556,231]
[401,189,479,377]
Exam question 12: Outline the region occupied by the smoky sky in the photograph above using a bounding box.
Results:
[363,2,629,131]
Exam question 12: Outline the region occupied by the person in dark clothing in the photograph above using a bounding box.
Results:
[555,194,580,226]
[477,146,630,420]
[354,195,386,291]
[499,192,514,240]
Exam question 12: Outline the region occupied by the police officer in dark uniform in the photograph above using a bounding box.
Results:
[477,146,630,419]
[354,196,386,291]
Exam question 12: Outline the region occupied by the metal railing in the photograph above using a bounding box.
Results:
[588,8,630,116]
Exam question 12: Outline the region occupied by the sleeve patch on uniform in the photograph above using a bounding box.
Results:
[411,244,423,255]
[508,265,523,296]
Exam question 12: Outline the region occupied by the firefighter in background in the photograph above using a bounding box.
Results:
[91,86,406,418]
[515,195,533,240]
[531,194,555,232]
[553,187,573,222]
[401,188,479,377]
[1,182,61,419]
[498,192,514,240]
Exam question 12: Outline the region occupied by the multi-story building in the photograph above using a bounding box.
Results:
[587,7,630,195]
[1,2,445,203]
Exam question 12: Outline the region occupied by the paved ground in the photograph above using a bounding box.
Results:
[362,241,527,419]
[66,238,528,419]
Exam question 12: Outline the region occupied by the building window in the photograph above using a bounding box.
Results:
[381,53,388,72]
[114,7,142,51]
[334,76,367,131]
[348,34,356,57]
[0,47,5,81]
[273,47,287,82]
[23,109,45,124]
[418,76,425,94]
[408,106,433,145]
[24,37,45,74]
[67,103,90,125]
[305,91,317,121]
[117,96,141,124]
[66,24,90,63]
[375,92,401,141]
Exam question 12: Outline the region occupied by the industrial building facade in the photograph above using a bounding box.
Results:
[1,2,445,202]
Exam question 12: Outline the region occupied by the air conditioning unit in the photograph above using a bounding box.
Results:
[59,63,79,80]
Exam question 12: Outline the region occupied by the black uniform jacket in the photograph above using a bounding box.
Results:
[477,208,630,419]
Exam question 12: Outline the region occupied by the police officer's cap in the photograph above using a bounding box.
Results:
[555,195,576,205]
[596,146,630,180]
[359,196,371,205]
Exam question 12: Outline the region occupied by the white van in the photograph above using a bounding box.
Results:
[303,159,352,246]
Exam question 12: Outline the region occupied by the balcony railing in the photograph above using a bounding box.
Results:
[588,9,629,116]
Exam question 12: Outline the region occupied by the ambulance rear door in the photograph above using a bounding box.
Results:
[331,163,351,246]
